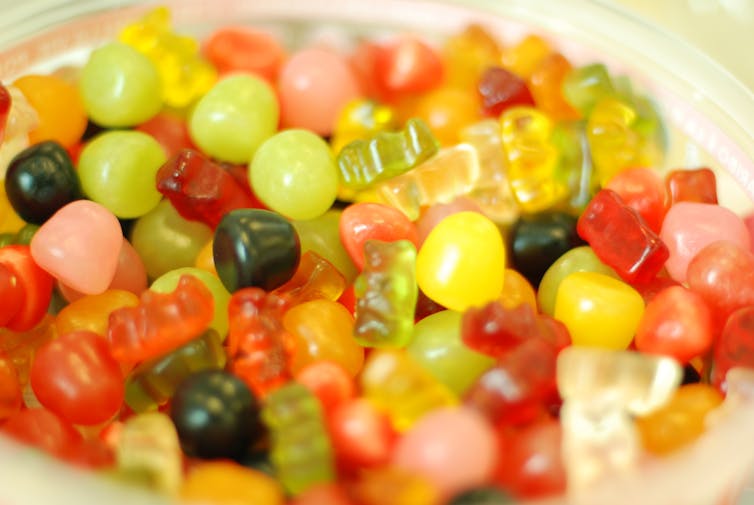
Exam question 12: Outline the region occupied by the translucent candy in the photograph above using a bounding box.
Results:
[500,34,551,79]
[272,251,346,307]
[336,118,439,191]
[0,86,38,179]
[353,240,417,349]
[331,99,397,155]
[562,63,615,116]
[442,24,501,92]
[262,382,335,495]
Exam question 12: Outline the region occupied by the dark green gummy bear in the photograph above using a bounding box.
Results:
[510,211,584,288]
[213,209,301,293]
[5,141,81,224]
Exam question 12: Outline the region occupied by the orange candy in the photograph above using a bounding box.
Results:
[55,290,140,337]
[413,87,482,146]
[529,53,581,121]
[14,74,87,148]
[501,34,551,79]
[203,27,286,82]
[500,268,538,311]
[195,239,217,275]
[181,462,285,505]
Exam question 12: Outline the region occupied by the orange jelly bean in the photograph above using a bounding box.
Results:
[413,87,482,146]
[181,461,285,505]
[13,74,87,148]
[55,290,140,337]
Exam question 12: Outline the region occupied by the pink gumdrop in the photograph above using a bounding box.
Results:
[57,239,147,302]
[416,198,483,246]
[278,47,361,135]
[30,200,122,295]
[392,406,497,498]
[659,202,749,283]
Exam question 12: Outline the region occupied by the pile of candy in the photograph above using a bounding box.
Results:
[1,6,754,505]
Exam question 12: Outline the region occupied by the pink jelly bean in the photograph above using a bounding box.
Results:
[660,202,750,283]
[30,200,122,295]
[278,47,361,135]
[392,406,497,498]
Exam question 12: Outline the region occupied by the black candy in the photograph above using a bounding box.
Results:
[5,141,81,224]
[448,487,516,504]
[170,370,263,461]
[510,211,584,287]
[213,209,301,293]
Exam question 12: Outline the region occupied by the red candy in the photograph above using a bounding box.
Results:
[340,202,419,271]
[605,167,667,234]
[328,398,395,471]
[156,149,258,228]
[665,167,718,205]
[0,83,10,143]
[0,263,23,327]
[712,306,754,391]
[374,36,443,99]
[0,245,54,332]
[478,66,535,117]
[136,111,195,159]
[2,408,83,460]
[107,274,215,364]
[203,27,286,81]
[577,189,669,286]
[296,360,355,412]
[0,354,22,421]
[31,330,124,425]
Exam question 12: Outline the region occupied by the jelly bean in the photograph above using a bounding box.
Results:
[605,167,667,234]
[136,111,195,158]
[13,74,87,148]
[537,246,618,316]
[78,130,166,218]
[30,200,122,294]
[2,407,83,460]
[189,74,279,164]
[478,66,535,117]
[327,398,395,470]
[30,330,123,425]
[0,315,56,385]
[54,289,139,337]
[5,141,81,224]
[416,211,505,312]
[107,239,148,297]
[0,354,22,421]
[116,412,182,494]
[0,184,26,235]
[337,118,439,191]
[660,202,749,283]
[413,87,481,146]
[79,42,162,127]
[0,245,53,331]
[226,288,294,398]
[125,329,226,412]
[195,238,217,275]
[415,198,482,247]
[295,361,355,412]
[0,263,22,328]
[711,306,754,391]
[349,467,439,505]
[331,99,397,155]
[510,211,583,287]
[562,63,615,116]
[392,406,497,498]
[293,210,359,283]
[171,369,262,460]
[555,271,644,349]
[278,48,361,135]
[204,27,286,81]
[500,268,538,311]
[151,266,231,337]
[665,167,718,205]
[250,129,338,220]
[108,274,215,364]
[272,251,347,307]
[577,189,668,286]
[528,52,580,121]
[283,299,364,376]
[374,36,443,98]
[156,149,257,228]
[450,487,515,504]
[181,462,284,505]
[130,199,213,280]
[0,83,9,142]
[262,382,336,495]
[214,209,301,292]
[500,34,551,79]
[635,383,723,455]
[442,24,501,92]
[407,310,494,396]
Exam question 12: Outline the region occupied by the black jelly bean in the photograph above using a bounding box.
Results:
[5,141,81,224]
[213,209,301,293]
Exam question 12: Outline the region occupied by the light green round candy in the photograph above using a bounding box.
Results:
[189,74,278,164]
[151,267,230,338]
[79,42,162,127]
[131,200,213,280]
[292,210,358,283]
[79,131,166,218]
[407,310,495,396]
[538,245,620,316]
[249,129,338,221]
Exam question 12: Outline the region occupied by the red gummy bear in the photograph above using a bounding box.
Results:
[107,274,215,364]
[156,149,258,228]
[577,189,669,286]
[478,66,535,117]
[665,167,718,205]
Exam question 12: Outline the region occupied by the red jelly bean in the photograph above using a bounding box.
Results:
[605,167,667,234]
[0,83,10,143]
[0,245,54,332]
[156,149,258,228]
[665,167,718,205]
[478,66,535,117]
[340,202,419,271]
[328,398,395,471]
[0,354,21,421]
[712,306,754,391]
[108,274,215,364]
[136,111,195,159]
[296,360,355,412]
[375,36,443,98]
[31,330,124,425]
[289,484,353,505]
[2,408,83,459]
[203,27,286,81]
[0,263,22,327]
[577,189,669,286]
[635,285,713,363]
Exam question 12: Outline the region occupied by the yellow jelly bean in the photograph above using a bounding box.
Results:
[0,184,25,234]
[55,290,140,337]
[554,271,644,350]
[416,211,505,312]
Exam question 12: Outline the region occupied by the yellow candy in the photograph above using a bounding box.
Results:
[331,99,396,155]
[499,268,537,311]
[442,24,501,91]
[554,271,644,350]
[501,34,551,79]
[0,184,25,234]
[416,211,505,312]
[181,462,284,505]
